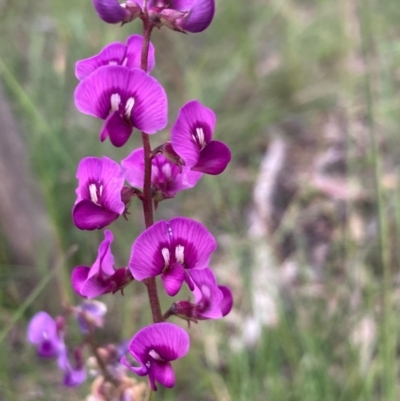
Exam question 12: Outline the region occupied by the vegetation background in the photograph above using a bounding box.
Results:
[1,0,400,400]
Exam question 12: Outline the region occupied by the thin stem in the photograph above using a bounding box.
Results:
[87,334,119,387]
[139,19,163,325]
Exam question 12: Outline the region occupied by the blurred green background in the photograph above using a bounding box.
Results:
[1,0,400,399]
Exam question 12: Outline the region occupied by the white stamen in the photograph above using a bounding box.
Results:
[149,349,163,361]
[162,163,172,178]
[110,93,121,112]
[161,248,170,267]
[125,97,135,119]
[89,183,99,204]
[42,331,49,340]
[99,185,103,196]
[196,127,206,148]
[108,61,118,66]
[175,245,185,264]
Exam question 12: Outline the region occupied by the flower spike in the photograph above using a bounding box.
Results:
[121,323,190,391]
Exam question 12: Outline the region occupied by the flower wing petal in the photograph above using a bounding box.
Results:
[121,148,145,189]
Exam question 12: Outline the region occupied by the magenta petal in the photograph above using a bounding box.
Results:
[129,220,170,280]
[80,277,112,299]
[219,285,233,316]
[193,140,231,175]
[125,35,155,73]
[169,217,217,269]
[171,100,216,169]
[75,42,126,80]
[100,111,133,147]
[180,0,215,32]
[162,263,185,296]
[151,361,175,389]
[27,312,61,358]
[92,0,128,23]
[73,200,119,230]
[74,66,167,134]
[71,266,90,296]
[128,323,190,363]
[121,148,145,188]
[89,230,115,278]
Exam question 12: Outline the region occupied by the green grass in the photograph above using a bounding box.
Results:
[1,0,400,399]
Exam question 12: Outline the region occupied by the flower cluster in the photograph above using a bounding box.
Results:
[27,0,233,396]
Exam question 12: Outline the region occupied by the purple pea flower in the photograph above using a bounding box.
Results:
[121,147,202,203]
[74,65,167,147]
[58,346,87,387]
[92,0,142,24]
[72,230,132,299]
[74,300,108,334]
[167,267,233,322]
[27,312,64,358]
[75,34,155,80]
[92,0,215,33]
[73,156,125,230]
[129,217,217,296]
[121,322,190,391]
[171,100,231,175]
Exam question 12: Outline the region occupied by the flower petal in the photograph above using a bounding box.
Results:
[92,0,128,23]
[179,0,215,32]
[75,42,127,80]
[75,157,103,202]
[121,147,145,189]
[100,110,133,147]
[162,263,185,296]
[98,156,125,214]
[169,217,217,270]
[193,140,231,175]
[71,266,90,296]
[171,100,216,169]
[125,34,156,73]
[74,65,167,134]
[89,230,115,278]
[73,200,119,230]
[27,312,61,358]
[150,361,175,390]
[128,323,190,363]
[129,220,170,280]
[219,285,233,316]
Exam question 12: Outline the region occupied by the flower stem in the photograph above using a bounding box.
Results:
[140,19,163,325]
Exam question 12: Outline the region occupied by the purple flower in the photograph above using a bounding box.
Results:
[121,147,202,203]
[73,156,125,230]
[74,300,108,333]
[72,230,132,298]
[168,267,233,322]
[129,217,217,296]
[58,346,87,387]
[75,34,155,80]
[92,0,141,24]
[171,100,231,175]
[27,312,64,358]
[92,0,215,33]
[74,65,167,147]
[121,322,190,391]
